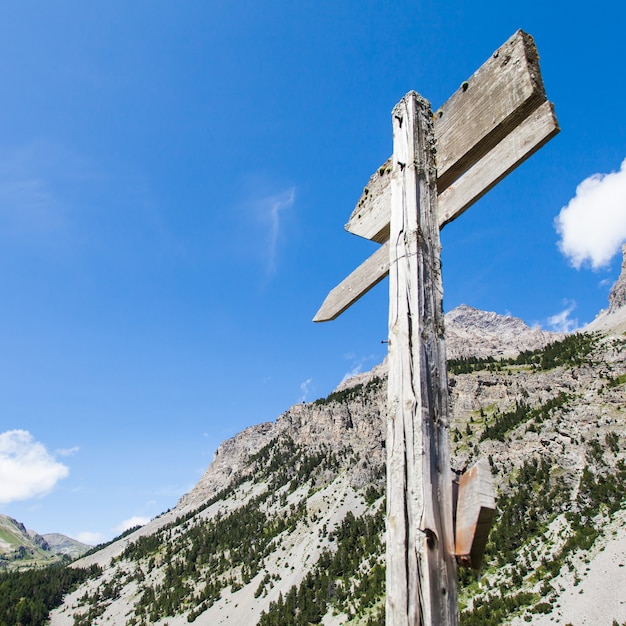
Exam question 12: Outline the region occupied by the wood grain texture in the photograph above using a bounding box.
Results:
[385,91,457,626]
[435,29,544,190]
[438,100,559,227]
[346,29,549,243]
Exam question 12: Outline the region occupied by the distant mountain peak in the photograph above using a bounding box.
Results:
[444,304,562,360]
[0,513,90,569]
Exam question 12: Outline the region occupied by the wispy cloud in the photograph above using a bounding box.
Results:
[0,142,93,245]
[555,158,626,269]
[341,363,364,385]
[0,177,58,231]
[339,352,380,385]
[114,515,150,534]
[232,182,297,276]
[56,446,80,457]
[0,430,69,504]
[299,377,313,402]
[263,187,296,275]
[547,300,579,333]
[75,531,105,546]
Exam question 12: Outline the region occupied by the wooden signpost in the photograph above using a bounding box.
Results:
[314,31,558,625]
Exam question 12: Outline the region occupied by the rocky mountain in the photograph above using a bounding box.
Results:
[445,304,563,360]
[609,244,626,313]
[585,242,626,335]
[0,514,90,570]
[5,248,626,626]
[42,533,92,560]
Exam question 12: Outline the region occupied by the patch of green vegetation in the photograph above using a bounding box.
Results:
[606,432,621,455]
[480,392,570,443]
[448,332,600,375]
[607,373,626,388]
[313,377,383,406]
[461,590,537,625]
[486,456,570,568]
[0,563,101,626]
[0,530,19,546]
[258,506,385,625]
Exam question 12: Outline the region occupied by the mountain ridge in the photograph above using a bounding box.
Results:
[0,514,90,570]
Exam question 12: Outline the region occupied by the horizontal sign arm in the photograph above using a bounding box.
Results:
[313,243,389,322]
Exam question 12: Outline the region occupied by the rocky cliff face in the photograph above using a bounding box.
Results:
[445,304,562,359]
[585,244,626,334]
[179,389,386,512]
[177,422,276,512]
[608,243,626,314]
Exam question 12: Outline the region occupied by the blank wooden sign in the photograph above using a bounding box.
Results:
[455,458,496,570]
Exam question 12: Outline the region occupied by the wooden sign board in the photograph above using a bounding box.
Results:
[347,30,552,243]
[454,459,496,570]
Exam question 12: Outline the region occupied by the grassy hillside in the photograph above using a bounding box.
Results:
[0,516,56,571]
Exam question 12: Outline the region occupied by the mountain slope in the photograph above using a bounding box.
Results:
[0,515,90,570]
[43,248,626,626]
[49,343,626,624]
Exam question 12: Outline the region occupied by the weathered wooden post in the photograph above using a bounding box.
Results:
[385,92,457,624]
[314,31,558,625]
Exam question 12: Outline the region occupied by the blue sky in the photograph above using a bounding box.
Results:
[1,1,625,544]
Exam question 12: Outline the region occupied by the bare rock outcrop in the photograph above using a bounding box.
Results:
[585,243,626,335]
[177,421,276,510]
[608,243,626,314]
[444,304,562,359]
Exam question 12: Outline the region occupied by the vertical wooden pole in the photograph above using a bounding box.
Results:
[386,91,458,625]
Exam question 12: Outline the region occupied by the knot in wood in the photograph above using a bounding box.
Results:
[425,528,438,550]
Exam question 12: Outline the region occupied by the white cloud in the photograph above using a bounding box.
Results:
[555,158,626,269]
[0,430,69,504]
[76,531,104,546]
[114,515,150,533]
[547,300,579,333]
